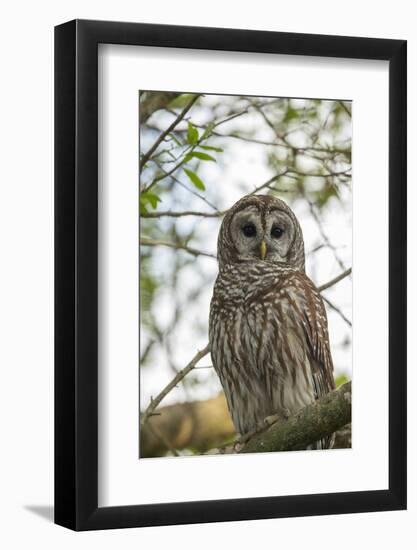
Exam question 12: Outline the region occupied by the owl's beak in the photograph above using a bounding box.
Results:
[260,240,267,260]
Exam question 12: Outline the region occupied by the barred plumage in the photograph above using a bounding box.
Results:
[209,195,335,449]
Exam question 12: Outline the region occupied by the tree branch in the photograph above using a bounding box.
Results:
[318,267,352,292]
[141,209,224,219]
[201,129,351,157]
[322,295,352,327]
[139,92,183,124]
[140,267,351,429]
[140,169,290,218]
[140,94,200,171]
[338,100,352,118]
[156,169,220,212]
[140,238,216,259]
[140,344,210,426]
[141,392,351,456]
[307,199,347,272]
[248,169,290,195]
[240,381,351,453]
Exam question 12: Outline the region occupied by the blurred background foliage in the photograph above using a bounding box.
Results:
[139,91,352,457]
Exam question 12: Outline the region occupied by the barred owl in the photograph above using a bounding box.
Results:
[209,194,335,449]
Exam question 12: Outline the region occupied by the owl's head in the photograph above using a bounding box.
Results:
[217,194,305,271]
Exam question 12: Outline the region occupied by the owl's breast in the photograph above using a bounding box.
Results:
[209,264,282,356]
[209,265,316,434]
[209,271,279,399]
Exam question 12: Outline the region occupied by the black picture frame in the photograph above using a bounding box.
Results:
[55,19,407,531]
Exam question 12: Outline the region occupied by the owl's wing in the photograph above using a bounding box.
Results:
[275,271,336,450]
[280,271,335,400]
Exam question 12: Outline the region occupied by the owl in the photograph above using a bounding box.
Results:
[209,194,335,450]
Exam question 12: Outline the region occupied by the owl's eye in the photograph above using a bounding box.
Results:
[242,223,257,237]
[271,226,284,239]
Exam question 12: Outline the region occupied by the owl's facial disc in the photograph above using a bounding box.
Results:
[230,207,294,263]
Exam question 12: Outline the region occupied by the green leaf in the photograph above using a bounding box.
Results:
[187,122,199,145]
[315,184,339,208]
[169,133,183,147]
[184,168,206,191]
[169,93,197,109]
[146,193,161,209]
[284,107,299,123]
[335,374,349,388]
[199,145,223,153]
[140,190,161,210]
[189,151,216,162]
[202,121,215,139]
[139,202,149,215]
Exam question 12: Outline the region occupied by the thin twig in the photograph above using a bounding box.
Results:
[318,267,352,292]
[144,155,189,191]
[140,238,216,259]
[249,98,291,146]
[287,168,351,179]
[140,94,200,171]
[139,168,292,217]
[307,199,346,271]
[322,295,352,327]
[338,100,352,118]
[307,243,327,256]
[174,178,220,212]
[202,130,351,157]
[141,344,210,426]
[212,108,249,129]
[142,107,251,191]
[141,170,289,218]
[249,99,351,180]
[248,169,290,196]
[141,209,224,219]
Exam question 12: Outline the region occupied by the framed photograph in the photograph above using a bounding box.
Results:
[55,19,406,531]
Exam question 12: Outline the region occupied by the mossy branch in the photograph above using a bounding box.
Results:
[240,382,351,454]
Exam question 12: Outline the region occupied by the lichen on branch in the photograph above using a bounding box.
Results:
[240,382,351,454]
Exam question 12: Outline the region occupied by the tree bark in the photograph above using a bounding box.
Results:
[139,91,183,124]
[140,385,351,457]
[240,382,351,453]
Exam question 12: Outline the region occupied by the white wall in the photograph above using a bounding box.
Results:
[0,1,414,548]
